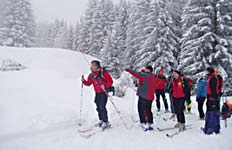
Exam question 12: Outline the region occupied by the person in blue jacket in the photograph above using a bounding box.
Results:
[196,77,207,119]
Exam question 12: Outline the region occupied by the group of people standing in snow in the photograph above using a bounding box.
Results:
[81,60,228,134]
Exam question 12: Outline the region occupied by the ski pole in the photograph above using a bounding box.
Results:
[79,49,90,65]
[156,111,164,128]
[108,95,128,129]
[131,88,138,123]
[78,81,84,126]
[223,96,228,128]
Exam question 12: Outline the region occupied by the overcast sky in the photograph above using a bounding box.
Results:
[31,0,122,25]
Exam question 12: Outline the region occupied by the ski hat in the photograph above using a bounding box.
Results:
[145,65,153,72]
[91,60,101,68]
[173,70,181,75]
[207,67,214,74]
[214,68,219,74]
[169,68,174,73]
[158,68,164,74]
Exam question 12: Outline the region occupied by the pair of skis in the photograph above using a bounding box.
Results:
[78,124,113,138]
[78,127,97,138]
[157,125,192,138]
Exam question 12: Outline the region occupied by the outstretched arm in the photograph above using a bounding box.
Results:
[125,69,146,82]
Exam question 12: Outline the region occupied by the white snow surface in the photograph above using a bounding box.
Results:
[0,47,231,150]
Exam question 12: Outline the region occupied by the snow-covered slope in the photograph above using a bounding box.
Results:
[0,47,231,150]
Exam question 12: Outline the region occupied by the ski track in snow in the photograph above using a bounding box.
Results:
[0,47,232,150]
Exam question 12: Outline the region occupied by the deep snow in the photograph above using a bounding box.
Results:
[0,47,231,150]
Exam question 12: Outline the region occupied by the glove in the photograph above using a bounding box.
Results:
[81,75,86,82]
[140,69,146,73]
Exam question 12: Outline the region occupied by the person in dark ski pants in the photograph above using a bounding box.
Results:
[166,70,175,119]
[196,77,207,119]
[82,60,113,130]
[125,66,157,131]
[171,70,186,131]
[155,68,169,112]
[203,67,220,134]
[183,74,192,113]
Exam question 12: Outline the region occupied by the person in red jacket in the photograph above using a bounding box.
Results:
[155,68,169,112]
[202,67,220,134]
[171,70,186,131]
[82,60,113,130]
[125,66,157,131]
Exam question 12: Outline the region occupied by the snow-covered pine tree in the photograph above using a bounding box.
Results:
[166,0,188,58]
[101,0,129,78]
[215,0,232,95]
[53,20,69,49]
[76,0,98,54]
[134,0,178,73]
[76,18,92,54]
[124,2,137,68]
[46,19,62,48]
[0,0,4,45]
[101,32,121,79]
[0,0,35,47]
[88,0,116,57]
[66,25,75,50]
[72,21,81,51]
[34,22,50,47]
[125,0,151,69]
[179,0,232,80]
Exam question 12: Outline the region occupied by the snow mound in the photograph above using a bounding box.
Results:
[0,59,26,71]
[0,47,232,150]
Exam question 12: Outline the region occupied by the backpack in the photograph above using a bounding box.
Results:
[100,67,115,96]
[181,77,191,97]
[204,111,220,134]
[221,102,231,120]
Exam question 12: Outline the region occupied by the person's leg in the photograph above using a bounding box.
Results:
[95,93,108,123]
[179,98,186,124]
[138,97,146,124]
[173,98,180,123]
[95,94,103,121]
[146,101,153,124]
[161,90,169,110]
[169,93,175,114]
[197,97,203,118]
[198,97,206,119]
[187,94,192,112]
[156,90,161,111]
[215,111,220,134]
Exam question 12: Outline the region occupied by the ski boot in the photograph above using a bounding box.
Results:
[101,122,111,131]
[95,120,103,127]
[144,123,154,132]
[179,123,186,132]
